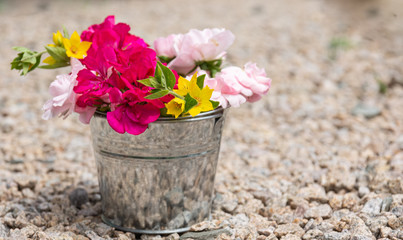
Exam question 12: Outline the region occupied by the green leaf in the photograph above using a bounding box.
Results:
[63,26,70,38]
[144,89,170,100]
[45,46,69,62]
[158,56,174,64]
[10,49,44,75]
[22,63,30,75]
[154,62,167,89]
[210,100,220,109]
[12,46,31,52]
[21,52,38,64]
[184,94,198,113]
[138,77,163,89]
[158,62,176,90]
[197,59,223,77]
[196,74,205,89]
[38,62,70,69]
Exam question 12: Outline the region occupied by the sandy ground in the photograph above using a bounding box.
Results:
[0,0,402,239]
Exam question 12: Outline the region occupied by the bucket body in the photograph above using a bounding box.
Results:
[90,108,226,234]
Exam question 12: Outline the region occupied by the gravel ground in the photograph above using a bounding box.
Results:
[1,0,403,239]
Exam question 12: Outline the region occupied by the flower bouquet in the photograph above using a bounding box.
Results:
[11,16,271,234]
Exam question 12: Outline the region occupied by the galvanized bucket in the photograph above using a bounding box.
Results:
[90,108,226,234]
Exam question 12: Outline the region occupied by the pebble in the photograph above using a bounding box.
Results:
[304,204,332,219]
[297,184,328,203]
[361,198,383,215]
[273,223,304,238]
[68,188,89,208]
[358,187,370,198]
[180,228,231,240]
[351,103,381,119]
[302,229,323,239]
[0,222,10,238]
[323,230,350,240]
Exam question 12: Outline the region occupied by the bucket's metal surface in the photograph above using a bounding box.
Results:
[90,108,226,234]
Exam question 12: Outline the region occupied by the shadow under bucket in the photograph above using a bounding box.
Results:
[90,108,226,234]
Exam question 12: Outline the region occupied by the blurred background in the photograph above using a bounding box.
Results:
[0,0,402,239]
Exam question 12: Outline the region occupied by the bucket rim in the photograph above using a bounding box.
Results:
[94,107,225,123]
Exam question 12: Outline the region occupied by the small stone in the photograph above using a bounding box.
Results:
[37,202,51,212]
[329,195,343,210]
[349,216,373,239]
[9,229,25,239]
[0,221,10,238]
[69,188,89,208]
[222,199,238,213]
[190,220,221,232]
[304,204,332,219]
[180,228,231,240]
[85,230,102,240]
[258,226,275,236]
[302,229,323,239]
[281,233,300,240]
[15,177,37,190]
[381,196,393,212]
[267,234,279,240]
[324,230,350,240]
[342,193,359,210]
[387,179,403,194]
[166,233,180,240]
[379,226,392,238]
[30,216,45,228]
[117,234,131,240]
[351,103,381,119]
[387,216,402,229]
[391,206,403,217]
[297,184,328,203]
[94,222,113,237]
[20,225,39,238]
[317,221,334,233]
[366,216,388,234]
[358,186,370,198]
[274,223,304,238]
[228,213,250,227]
[361,198,383,215]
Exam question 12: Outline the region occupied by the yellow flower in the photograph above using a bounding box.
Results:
[166,97,185,118]
[63,31,92,59]
[187,73,214,117]
[48,30,64,47]
[174,76,191,96]
[42,56,56,65]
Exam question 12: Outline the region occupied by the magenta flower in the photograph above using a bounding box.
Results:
[75,15,160,130]
[107,88,162,135]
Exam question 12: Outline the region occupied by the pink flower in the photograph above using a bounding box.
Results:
[154,34,182,58]
[167,28,235,75]
[205,62,271,108]
[242,62,272,102]
[42,58,84,120]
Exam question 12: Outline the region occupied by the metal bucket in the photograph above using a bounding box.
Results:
[90,108,226,234]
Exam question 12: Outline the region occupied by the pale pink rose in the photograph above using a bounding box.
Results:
[205,63,271,108]
[153,34,183,58]
[42,58,84,120]
[242,62,272,102]
[168,28,235,75]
